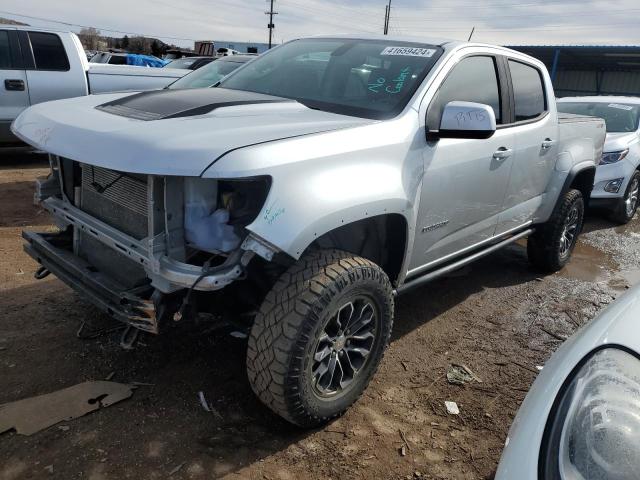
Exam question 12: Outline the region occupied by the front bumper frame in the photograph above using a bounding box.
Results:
[23,230,161,333]
[41,196,251,293]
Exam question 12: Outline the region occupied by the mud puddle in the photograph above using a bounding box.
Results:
[559,241,640,291]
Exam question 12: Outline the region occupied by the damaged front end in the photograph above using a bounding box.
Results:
[24,155,276,334]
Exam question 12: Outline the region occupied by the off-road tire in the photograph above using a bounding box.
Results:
[610,171,640,225]
[246,249,394,427]
[527,188,584,273]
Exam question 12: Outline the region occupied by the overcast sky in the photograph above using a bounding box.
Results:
[1,0,639,48]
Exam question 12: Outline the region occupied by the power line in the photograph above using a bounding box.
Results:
[394,21,640,33]
[283,0,383,21]
[394,7,640,22]
[279,2,380,33]
[0,10,199,41]
[282,1,382,28]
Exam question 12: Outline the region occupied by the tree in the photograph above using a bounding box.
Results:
[121,35,129,49]
[78,27,101,51]
[151,39,162,58]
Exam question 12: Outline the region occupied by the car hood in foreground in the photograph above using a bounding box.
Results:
[11,88,375,176]
[496,284,640,479]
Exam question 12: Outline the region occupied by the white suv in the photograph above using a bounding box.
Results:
[558,97,640,224]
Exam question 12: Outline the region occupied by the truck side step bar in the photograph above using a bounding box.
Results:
[395,228,534,296]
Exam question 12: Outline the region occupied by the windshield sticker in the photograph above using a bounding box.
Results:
[381,46,436,57]
[608,103,633,111]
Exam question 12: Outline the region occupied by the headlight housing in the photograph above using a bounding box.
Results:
[600,149,629,165]
[183,177,271,254]
[540,348,640,479]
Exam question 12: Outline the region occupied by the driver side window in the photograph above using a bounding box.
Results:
[428,56,502,129]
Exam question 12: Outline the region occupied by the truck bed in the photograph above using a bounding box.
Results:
[87,65,188,94]
[558,112,604,124]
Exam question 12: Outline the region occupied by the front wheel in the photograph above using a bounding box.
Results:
[610,171,640,225]
[246,249,394,427]
[528,188,584,273]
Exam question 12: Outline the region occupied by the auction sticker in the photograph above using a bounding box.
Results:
[381,46,436,57]
[608,103,633,111]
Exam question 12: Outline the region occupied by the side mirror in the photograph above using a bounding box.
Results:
[432,101,497,140]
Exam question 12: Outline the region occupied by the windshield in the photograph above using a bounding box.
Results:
[219,38,443,119]
[558,101,640,133]
[169,59,247,89]
[167,58,199,69]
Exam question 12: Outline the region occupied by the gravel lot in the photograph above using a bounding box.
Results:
[1,154,639,480]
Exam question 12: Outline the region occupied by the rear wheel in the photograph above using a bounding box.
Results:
[246,249,394,427]
[528,188,584,273]
[610,171,640,225]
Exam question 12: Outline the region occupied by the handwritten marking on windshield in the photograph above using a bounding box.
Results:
[368,77,386,93]
[386,67,411,94]
[368,67,413,95]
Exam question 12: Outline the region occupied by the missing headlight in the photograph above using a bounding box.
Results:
[183,177,270,254]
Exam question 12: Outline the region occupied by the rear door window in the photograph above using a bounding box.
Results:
[508,60,546,122]
[28,32,70,71]
[0,30,13,68]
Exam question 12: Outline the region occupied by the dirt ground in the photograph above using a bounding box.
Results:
[1,154,639,480]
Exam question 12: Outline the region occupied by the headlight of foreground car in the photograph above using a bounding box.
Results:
[600,149,629,165]
[540,348,640,479]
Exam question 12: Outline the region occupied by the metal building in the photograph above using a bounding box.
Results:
[507,45,640,98]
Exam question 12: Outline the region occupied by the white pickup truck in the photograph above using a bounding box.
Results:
[14,36,606,427]
[0,26,187,147]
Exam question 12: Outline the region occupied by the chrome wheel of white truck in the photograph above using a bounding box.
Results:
[246,249,393,427]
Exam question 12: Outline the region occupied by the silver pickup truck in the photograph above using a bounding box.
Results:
[12,35,605,427]
[0,26,186,147]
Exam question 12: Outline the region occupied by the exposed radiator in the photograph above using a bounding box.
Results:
[80,165,149,240]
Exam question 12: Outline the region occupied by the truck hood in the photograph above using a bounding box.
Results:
[604,131,639,153]
[11,88,375,176]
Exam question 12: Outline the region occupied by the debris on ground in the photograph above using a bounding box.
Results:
[44,465,53,474]
[536,365,544,371]
[169,462,186,476]
[445,401,460,415]
[446,363,482,385]
[399,429,411,452]
[0,381,134,435]
[399,445,407,456]
[229,331,248,339]
[198,391,211,412]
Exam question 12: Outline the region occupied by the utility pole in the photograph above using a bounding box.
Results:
[266,0,278,49]
[383,0,392,35]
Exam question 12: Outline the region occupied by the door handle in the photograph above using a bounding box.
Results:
[541,138,556,149]
[4,79,25,91]
[493,147,513,160]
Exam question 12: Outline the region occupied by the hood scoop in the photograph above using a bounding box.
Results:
[95,87,294,121]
